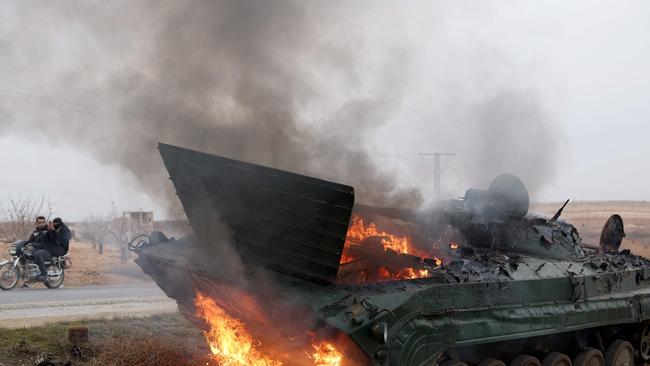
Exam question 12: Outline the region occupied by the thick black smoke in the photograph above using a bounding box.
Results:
[0,2,566,354]
[1,0,423,215]
[117,0,426,211]
[0,1,566,212]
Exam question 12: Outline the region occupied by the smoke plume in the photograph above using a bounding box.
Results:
[0,1,564,212]
[0,1,424,215]
[0,2,567,359]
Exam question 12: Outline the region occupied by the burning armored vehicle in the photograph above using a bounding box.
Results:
[132,143,650,366]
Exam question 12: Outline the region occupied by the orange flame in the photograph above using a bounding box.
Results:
[195,292,345,366]
[345,215,412,255]
[378,267,431,280]
[450,242,459,250]
[404,268,429,279]
[342,215,426,263]
[310,341,342,366]
[347,215,411,254]
[195,292,283,366]
[339,215,437,281]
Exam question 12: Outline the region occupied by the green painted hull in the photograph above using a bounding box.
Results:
[136,236,650,365]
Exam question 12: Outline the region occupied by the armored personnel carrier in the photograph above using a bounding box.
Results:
[132,143,650,366]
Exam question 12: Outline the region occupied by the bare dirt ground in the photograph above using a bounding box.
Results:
[532,201,650,257]
[0,240,151,287]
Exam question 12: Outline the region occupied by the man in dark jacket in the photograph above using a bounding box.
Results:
[32,217,70,282]
[14,216,49,257]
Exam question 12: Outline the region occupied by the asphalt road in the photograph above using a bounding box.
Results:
[0,283,178,328]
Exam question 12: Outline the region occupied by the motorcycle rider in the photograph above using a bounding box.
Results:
[32,217,70,282]
[14,216,49,257]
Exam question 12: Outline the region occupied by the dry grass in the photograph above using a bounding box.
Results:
[0,239,151,287]
[532,201,650,257]
[0,313,210,366]
[87,335,208,366]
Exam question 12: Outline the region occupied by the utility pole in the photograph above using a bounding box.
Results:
[419,152,456,197]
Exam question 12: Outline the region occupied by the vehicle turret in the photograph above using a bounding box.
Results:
[445,173,585,260]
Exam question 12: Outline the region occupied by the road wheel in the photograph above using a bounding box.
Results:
[604,340,634,366]
[44,265,64,289]
[543,352,572,366]
[478,358,506,366]
[510,354,541,366]
[639,325,650,362]
[0,262,19,290]
[574,348,604,366]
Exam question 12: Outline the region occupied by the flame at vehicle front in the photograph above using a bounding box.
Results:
[310,341,343,366]
[195,292,283,366]
[195,292,343,366]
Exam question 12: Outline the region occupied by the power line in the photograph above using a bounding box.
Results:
[419,152,456,197]
[0,88,129,121]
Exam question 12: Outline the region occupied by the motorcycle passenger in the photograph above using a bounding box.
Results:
[32,218,70,282]
[14,216,49,257]
[50,218,71,254]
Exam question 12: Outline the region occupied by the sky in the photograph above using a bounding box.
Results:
[371,1,650,201]
[0,135,157,218]
[0,1,649,220]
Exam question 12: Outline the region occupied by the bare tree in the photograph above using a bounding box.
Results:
[78,203,151,249]
[0,196,53,242]
[78,212,110,249]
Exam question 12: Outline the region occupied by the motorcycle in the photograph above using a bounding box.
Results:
[0,242,71,290]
